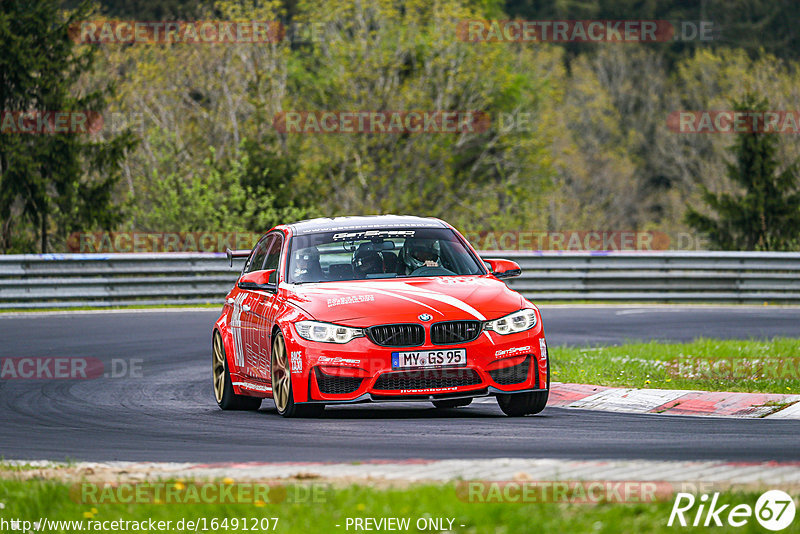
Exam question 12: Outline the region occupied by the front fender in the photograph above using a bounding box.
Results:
[275,303,314,402]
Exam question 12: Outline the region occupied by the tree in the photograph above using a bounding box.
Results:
[504,0,800,63]
[685,94,800,250]
[283,0,558,234]
[0,0,134,253]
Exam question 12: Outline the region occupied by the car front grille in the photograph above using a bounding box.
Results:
[488,356,531,385]
[431,320,482,344]
[373,368,482,391]
[367,324,425,347]
[315,368,363,395]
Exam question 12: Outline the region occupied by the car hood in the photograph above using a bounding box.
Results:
[284,276,527,325]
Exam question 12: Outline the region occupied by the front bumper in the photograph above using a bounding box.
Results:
[300,386,549,405]
[285,325,548,404]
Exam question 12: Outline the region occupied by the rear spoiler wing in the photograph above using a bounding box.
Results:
[226,248,251,267]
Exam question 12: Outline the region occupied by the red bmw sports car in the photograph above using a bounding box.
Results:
[212,215,549,417]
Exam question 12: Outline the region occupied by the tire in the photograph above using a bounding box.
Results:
[432,398,473,409]
[497,390,549,416]
[271,331,325,418]
[212,332,262,411]
[496,355,550,416]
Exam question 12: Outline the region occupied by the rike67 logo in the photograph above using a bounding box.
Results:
[668,490,796,531]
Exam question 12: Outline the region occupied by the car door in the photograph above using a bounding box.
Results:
[241,233,283,379]
[233,235,271,376]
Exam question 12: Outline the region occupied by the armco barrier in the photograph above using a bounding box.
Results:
[0,253,241,309]
[491,250,800,302]
[1,251,799,309]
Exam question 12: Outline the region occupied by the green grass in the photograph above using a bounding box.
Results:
[0,462,42,473]
[0,479,792,534]
[551,338,800,394]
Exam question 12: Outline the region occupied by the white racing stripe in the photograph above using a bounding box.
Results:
[359,285,445,317]
[397,287,487,321]
[356,281,487,320]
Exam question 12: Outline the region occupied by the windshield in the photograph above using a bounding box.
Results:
[287,228,485,284]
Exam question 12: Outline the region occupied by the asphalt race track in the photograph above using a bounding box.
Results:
[1,306,799,463]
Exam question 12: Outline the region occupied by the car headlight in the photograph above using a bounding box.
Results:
[295,321,365,343]
[483,309,537,335]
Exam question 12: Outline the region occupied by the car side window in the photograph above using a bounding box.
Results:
[245,235,273,274]
[263,234,283,283]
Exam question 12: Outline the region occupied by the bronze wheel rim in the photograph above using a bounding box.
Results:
[271,334,291,412]
[212,333,226,403]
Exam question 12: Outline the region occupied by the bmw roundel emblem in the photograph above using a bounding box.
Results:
[418,313,432,321]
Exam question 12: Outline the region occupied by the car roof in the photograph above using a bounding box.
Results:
[288,215,448,235]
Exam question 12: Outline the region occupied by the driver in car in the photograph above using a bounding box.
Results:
[402,238,444,274]
[293,246,323,282]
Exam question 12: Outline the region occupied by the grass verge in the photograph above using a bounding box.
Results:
[550,338,800,394]
[0,478,789,534]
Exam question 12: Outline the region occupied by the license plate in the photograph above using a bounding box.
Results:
[391,349,467,369]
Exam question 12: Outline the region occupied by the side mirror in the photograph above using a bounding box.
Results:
[484,259,522,279]
[238,269,277,292]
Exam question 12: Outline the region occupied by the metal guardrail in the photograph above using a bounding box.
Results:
[1,251,800,309]
[0,253,242,309]
[492,250,800,302]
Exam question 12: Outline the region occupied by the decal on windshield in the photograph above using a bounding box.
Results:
[296,222,439,235]
[332,230,416,241]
